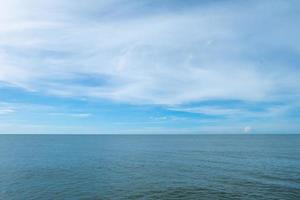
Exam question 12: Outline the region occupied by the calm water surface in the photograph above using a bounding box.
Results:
[0,134,300,200]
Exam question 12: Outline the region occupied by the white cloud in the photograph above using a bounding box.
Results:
[0,0,299,105]
[169,106,242,116]
[0,108,15,115]
[244,126,252,133]
[0,102,15,114]
[48,112,92,118]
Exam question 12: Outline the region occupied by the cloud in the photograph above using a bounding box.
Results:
[0,0,299,106]
[244,126,252,133]
[0,102,15,114]
[169,106,241,116]
[48,112,92,118]
[168,103,293,118]
[0,108,15,115]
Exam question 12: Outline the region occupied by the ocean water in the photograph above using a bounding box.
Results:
[0,134,299,200]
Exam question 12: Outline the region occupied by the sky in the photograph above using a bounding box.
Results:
[0,0,300,134]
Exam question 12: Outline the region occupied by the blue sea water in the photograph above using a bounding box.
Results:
[0,134,299,200]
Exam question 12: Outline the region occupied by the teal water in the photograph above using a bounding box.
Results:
[0,134,299,200]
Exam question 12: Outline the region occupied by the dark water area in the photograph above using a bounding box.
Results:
[0,134,300,200]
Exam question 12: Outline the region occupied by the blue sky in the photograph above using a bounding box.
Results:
[0,0,300,134]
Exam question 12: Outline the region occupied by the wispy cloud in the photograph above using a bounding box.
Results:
[0,0,299,105]
[48,112,92,118]
[169,103,295,120]
[0,0,300,134]
[0,108,15,115]
[0,102,15,114]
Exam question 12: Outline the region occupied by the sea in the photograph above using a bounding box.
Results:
[0,134,299,200]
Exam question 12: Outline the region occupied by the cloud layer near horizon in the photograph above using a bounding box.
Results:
[0,0,300,107]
